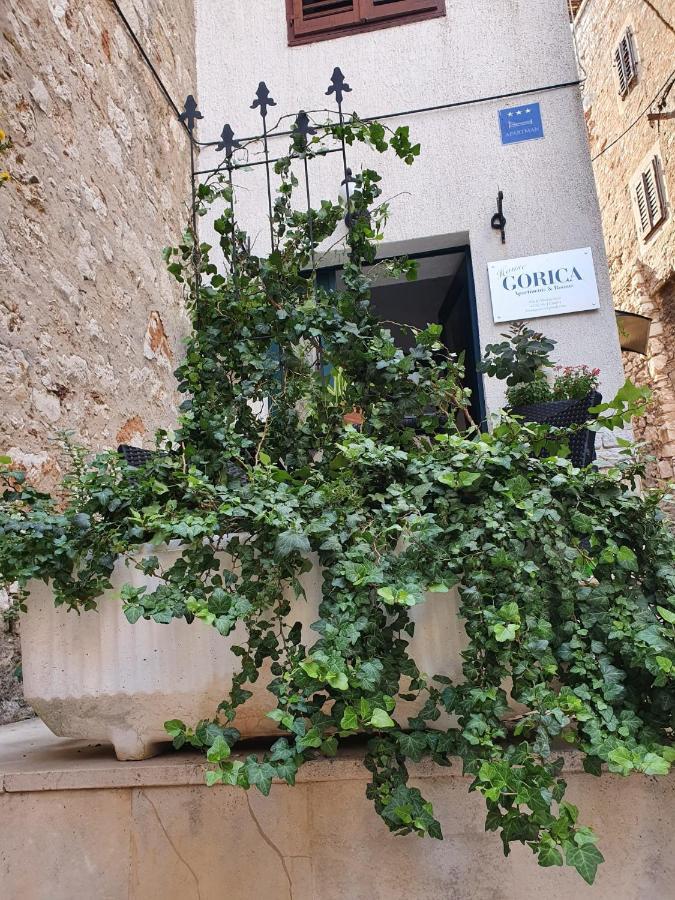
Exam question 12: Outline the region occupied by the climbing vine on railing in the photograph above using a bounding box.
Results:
[1,116,673,886]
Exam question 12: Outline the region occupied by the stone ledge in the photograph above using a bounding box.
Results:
[0,718,589,794]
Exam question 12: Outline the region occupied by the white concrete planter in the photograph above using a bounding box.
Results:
[21,545,465,760]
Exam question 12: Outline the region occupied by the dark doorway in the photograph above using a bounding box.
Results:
[331,247,485,426]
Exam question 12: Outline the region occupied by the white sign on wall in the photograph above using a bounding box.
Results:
[487,247,600,323]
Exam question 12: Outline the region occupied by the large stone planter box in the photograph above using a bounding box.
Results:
[21,545,464,760]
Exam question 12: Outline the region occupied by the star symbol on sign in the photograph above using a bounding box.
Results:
[516,110,523,116]
[508,112,513,117]
[525,108,531,113]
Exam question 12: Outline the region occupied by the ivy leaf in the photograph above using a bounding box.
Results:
[326,671,349,691]
[124,605,143,625]
[538,845,563,867]
[319,535,342,552]
[639,753,669,776]
[427,582,454,593]
[565,842,604,885]
[297,727,323,750]
[274,759,298,785]
[493,623,519,642]
[607,746,635,775]
[377,586,419,607]
[458,471,481,488]
[245,759,276,797]
[164,719,186,738]
[582,756,602,777]
[615,545,638,572]
[370,708,396,729]
[397,731,428,762]
[340,707,358,731]
[498,601,520,624]
[266,709,294,729]
[321,737,338,757]
[220,760,245,786]
[151,610,173,625]
[354,659,383,691]
[275,531,311,558]
[206,735,231,762]
[657,606,675,625]
[299,658,320,679]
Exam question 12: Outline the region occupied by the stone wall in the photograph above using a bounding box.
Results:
[1,723,674,900]
[0,0,196,724]
[0,0,195,491]
[575,0,675,483]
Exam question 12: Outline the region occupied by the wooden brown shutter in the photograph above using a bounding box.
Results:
[635,157,666,238]
[290,0,359,38]
[288,0,444,43]
[614,30,637,97]
[614,44,628,96]
[361,0,443,22]
[635,178,650,235]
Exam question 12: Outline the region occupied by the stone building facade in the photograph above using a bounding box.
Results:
[575,0,675,482]
[0,0,195,493]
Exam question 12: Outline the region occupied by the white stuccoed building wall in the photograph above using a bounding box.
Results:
[194,0,625,421]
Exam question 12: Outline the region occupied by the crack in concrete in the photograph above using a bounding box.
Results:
[139,789,202,900]
[246,792,293,900]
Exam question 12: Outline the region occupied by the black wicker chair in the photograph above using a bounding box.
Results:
[117,445,246,481]
[510,390,602,468]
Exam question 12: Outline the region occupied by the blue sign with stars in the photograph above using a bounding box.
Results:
[498,102,544,145]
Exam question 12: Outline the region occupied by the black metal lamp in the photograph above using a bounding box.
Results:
[615,310,652,355]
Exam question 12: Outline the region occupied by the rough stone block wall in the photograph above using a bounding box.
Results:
[575,0,675,484]
[0,0,196,724]
[0,0,195,490]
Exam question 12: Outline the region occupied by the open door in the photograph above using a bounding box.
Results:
[354,247,485,426]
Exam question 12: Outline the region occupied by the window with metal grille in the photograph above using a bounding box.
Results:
[287,0,445,44]
[633,157,666,240]
[614,30,637,97]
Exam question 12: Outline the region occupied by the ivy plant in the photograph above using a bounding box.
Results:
[0,115,673,886]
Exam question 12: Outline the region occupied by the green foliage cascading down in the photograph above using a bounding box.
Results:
[1,117,674,886]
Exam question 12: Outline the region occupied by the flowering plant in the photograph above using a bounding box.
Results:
[553,366,601,401]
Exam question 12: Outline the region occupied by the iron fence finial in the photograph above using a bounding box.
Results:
[216,124,242,159]
[251,82,276,119]
[292,110,317,152]
[179,95,203,133]
[326,67,351,106]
